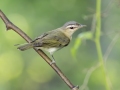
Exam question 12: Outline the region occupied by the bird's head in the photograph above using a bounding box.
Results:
[61,21,86,38]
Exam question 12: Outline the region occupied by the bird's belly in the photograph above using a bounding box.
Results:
[46,48,58,54]
[37,47,59,54]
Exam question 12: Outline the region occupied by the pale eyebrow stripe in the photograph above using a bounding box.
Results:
[66,25,77,28]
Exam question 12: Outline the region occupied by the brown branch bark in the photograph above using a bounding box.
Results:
[0,10,79,90]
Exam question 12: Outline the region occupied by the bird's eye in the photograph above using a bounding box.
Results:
[70,27,74,29]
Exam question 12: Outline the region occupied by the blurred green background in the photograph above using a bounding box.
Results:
[0,0,120,90]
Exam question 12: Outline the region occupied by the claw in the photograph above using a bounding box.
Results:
[50,60,56,65]
[72,85,79,90]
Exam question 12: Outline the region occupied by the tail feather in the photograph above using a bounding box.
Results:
[17,43,33,51]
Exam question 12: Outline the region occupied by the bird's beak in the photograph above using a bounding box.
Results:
[78,24,86,29]
[81,24,86,27]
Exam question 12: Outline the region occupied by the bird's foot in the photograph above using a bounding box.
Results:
[50,60,56,65]
[72,85,79,90]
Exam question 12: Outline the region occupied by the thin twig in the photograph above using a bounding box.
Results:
[80,63,101,90]
[102,0,114,14]
[91,14,96,33]
[0,10,79,90]
[103,33,120,90]
[102,33,120,90]
[104,33,120,64]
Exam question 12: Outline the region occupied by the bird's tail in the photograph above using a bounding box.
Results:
[17,43,33,51]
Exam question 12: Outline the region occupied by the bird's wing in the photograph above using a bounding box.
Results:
[32,30,70,48]
[31,32,49,43]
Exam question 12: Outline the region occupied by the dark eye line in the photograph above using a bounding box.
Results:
[70,27,74,29]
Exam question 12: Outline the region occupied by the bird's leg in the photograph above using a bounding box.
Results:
[50,54,56,65]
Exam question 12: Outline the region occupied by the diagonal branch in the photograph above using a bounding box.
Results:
[0,10,79,90]
[104,33,120,64]
[80,63,101,90]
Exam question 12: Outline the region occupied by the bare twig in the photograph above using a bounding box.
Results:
[80,63,101,90]
[102,0,114,14]
[0,10,79,90]
[104,33,120,64]
[103,33,120,90]
[91,14,96,33]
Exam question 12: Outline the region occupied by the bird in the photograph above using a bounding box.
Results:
[17,21,86,64]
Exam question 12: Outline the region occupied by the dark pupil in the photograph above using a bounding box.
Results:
[70,27,74,29]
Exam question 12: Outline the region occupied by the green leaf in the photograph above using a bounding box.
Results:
[71,31,93,60]
[78,31,93,40]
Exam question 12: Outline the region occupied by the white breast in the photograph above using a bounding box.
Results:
[36,47,58,54]
[47,48,58,54]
